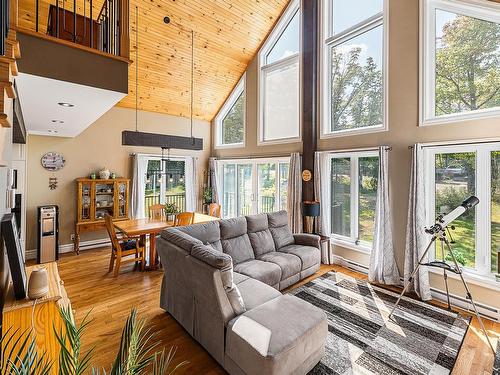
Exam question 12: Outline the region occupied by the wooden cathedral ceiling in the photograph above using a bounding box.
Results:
[118,0,291,121]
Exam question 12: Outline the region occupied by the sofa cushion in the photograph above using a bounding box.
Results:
[226,294,328,374]
[246,214,269,232]
[279,244,321,270]
[236,277,281,311]
[233,272,250,285]
[258,252,301,280]
[179,221,221,250]
[248,230,276,257]
[234,260,281,288]
[268,211,295,250]
[220,216,247,239]
[220,217,255,264]
[160,228,203,252]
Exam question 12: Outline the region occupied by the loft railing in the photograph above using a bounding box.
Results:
[29,0,129,58]
[0,0,10,56]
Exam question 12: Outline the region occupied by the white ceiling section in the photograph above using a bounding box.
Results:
[15,73,126,138]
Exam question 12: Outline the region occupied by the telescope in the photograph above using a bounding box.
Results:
[425,196,479,235]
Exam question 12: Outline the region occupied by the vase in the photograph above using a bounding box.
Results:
[99,168,110,179]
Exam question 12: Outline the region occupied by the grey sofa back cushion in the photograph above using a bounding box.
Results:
[246,213,275,257]
[267,211,295,249]
[179,221,222,251]
[161,228,203,252]
[220,217,255,264]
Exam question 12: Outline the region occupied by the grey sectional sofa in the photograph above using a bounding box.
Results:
[156,211,328,375]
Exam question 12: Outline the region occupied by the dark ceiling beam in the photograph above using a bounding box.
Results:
[301,0,319,202]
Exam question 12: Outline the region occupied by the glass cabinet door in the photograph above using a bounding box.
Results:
[79,182,92,221]
[115,181,128,219]
[94,182,115,220]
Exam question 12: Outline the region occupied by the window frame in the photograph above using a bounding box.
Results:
[214,74,246,149]
[257,0,302,146]
[320,0,389,139]
[217,157,291,218]
[420,0,500,126]
[327,149,379,253]
[423,141,500,279]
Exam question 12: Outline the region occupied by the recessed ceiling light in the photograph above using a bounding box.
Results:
[51,120,64,124]
[58,102,74,107]
[48,129,59,134]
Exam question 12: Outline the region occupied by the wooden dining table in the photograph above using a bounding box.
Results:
[114,212,219,270]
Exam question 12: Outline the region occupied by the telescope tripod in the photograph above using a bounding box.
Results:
[388,227,495,354]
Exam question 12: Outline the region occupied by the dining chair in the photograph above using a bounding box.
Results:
[104,213,145,277]
[208,203,221,218]
[148,203,165,221]
[174,212,195,227]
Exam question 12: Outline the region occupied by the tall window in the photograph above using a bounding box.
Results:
[218,158,290,218]
[421,0,500,125]
[144,159,186,216]
[330,151,379,250]
[322,0,386,137]
[215,74,246,148]
[424,142,500,277]
[258,0,300,144]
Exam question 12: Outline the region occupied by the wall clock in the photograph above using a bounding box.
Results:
[41,152,65,171]
[302,169,312,182]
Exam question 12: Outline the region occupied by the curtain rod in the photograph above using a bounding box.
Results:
[129,152,198,160]
[318,146,392,154]
[409,138,500,149]
[215,154,295,161]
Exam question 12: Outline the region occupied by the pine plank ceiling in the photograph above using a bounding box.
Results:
[117,0,291,121]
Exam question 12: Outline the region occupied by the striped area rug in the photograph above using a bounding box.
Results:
[290,271,470,375]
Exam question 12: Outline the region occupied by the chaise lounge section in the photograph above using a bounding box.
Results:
[156,211,327,375]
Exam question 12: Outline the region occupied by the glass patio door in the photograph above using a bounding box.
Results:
[144,158,186,216]
[219,158,290,218]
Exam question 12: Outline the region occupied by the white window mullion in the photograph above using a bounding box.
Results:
[476,148,491,274]
[352,157,359,243]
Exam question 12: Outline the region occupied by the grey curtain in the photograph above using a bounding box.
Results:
[208,157,220,204]
[314,151,334,264]
[369,146,399,285]
[131,154,147,219]
[287,153,302,233]
[404,144,432,300]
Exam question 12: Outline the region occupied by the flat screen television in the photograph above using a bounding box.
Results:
[1,213,26,299]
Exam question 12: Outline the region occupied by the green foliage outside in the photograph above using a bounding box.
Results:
[330,45,383,131]
[435,12,500,116]
[222,92,245,145]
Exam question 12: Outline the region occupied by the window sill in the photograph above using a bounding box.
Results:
[428,267,500,292]
[257,136,302,147]
[330,237,372,255]
[420,107,500,127]
[214,142,245,150]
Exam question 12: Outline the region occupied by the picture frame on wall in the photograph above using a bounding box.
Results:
[2,213,26,300]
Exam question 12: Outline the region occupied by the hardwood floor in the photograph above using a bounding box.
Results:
[57,247,498,374]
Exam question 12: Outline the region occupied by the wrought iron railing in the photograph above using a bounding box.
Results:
[30,0,128,57]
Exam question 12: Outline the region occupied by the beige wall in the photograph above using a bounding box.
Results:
[211,0,500,308]
[26,107,211,252]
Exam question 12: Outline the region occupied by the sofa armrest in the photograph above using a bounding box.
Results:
[293,233,321,249]
[191,244,232,269]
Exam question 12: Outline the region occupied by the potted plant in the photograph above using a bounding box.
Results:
[164,203,179,221]
[202,186,213,214]
[0,307,187,374]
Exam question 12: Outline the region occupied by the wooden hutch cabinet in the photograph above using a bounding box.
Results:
[75,178,130,253]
